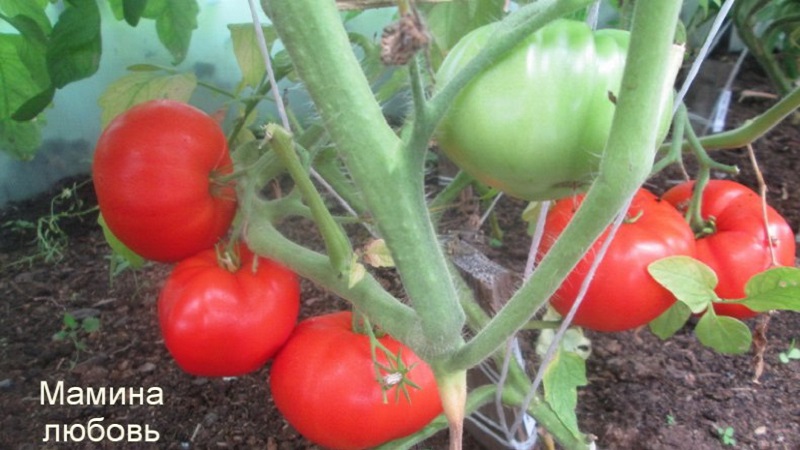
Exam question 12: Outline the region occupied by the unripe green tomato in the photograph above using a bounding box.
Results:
[436,19,677,201]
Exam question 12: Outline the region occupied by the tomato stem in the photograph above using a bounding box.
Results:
[678,103,738,235]
[661,84,800,154]
[433,368,467,450]
[265,123,354,277]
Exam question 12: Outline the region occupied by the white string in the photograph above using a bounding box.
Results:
[674,0,738,113]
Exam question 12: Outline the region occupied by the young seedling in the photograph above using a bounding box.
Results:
[779,339,800,364]
[52,313,101,367]
[716,426,737,446]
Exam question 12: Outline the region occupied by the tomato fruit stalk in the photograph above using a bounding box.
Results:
[93,99,237,263]
[269,311,442,450]
[158,244,300,376]
[538,188,697,332]
[662,180,796,318]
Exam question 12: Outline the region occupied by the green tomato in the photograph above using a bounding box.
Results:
[436,19,677,201]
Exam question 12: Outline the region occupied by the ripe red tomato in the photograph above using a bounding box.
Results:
[662,179,796,319]
[538,188,697,332]
[93,99,236,263]
[269,311,442,450]
[158,244,300,377]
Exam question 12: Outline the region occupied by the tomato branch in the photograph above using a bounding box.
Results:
[245,205,425,349]
[266,124,354,275]
[661,84,800,154]
[263,0,467,359]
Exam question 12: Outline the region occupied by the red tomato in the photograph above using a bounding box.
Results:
[538,188,697,332]
[93,100,236,262]
[662,180,796,319]
[158,245,300,377]
[269,311,442,450]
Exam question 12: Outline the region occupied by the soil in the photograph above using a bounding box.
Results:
[1,62,799,450]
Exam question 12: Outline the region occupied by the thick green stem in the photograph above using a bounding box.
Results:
[266,124,353,274]
[245,203,427,349]
[661,84,800,154]
[263,0,465,358]
[447,0,685,371]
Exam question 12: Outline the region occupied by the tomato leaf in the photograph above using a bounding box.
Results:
[695,310,752,355]
[153,0,198,65]
[98,214,146,269]
[97,71,197,127]
[362,238,395,268]
[737,267,800,312]
[46,0,101,89]
[122,0,148,27]
[648,301,692,340]
[648,255,720,313]
[0,0,52,34]
[228,24,279,90]
[0,117,42,160]
[543,349,587,439]
[0,35,47,119]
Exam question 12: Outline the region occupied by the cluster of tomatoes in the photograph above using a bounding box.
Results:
[536,182,795,332]
[437,19,796,333]
[92,100,442,449]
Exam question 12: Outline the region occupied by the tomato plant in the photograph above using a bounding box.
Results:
[158,244,300,377]
[93,99,236,263]
[538,188,697,332]
[435,19,678,201]
[269,311,442,450]
[662,179,796,318]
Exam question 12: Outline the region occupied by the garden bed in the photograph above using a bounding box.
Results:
[1,62,798,450]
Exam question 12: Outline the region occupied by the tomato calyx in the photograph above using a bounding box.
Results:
[357,311,422,404]
[208,168,239,200]
[693,215,718,239]
[623,208,644,224]
[215,243,243,273]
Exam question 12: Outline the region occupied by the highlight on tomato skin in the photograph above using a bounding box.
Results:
[537,188,698,332]
[662,179,797,319]
[268,311,443,450]
[92,99,237,263]
[157,244,300,377]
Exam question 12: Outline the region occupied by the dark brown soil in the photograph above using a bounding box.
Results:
[1,63,798,450]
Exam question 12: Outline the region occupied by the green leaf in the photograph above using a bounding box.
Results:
[695,310,752,354]
[122,0,148,27]
[0,116,42,160]
[648,256,720,313]
[0,35,48,119]
[228,23,278,89]
[12,85,54,121]
[153,0,198,65]
[98,213,146,269]
[46,0,101,88]
[97,71,196,127]
[52,330,67,341]
[0,0,53,36]
[543,349,587,439]
[63,313,78,330]
[81,316,100,333]
[738,267,800,312]
[648,301,692,340]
